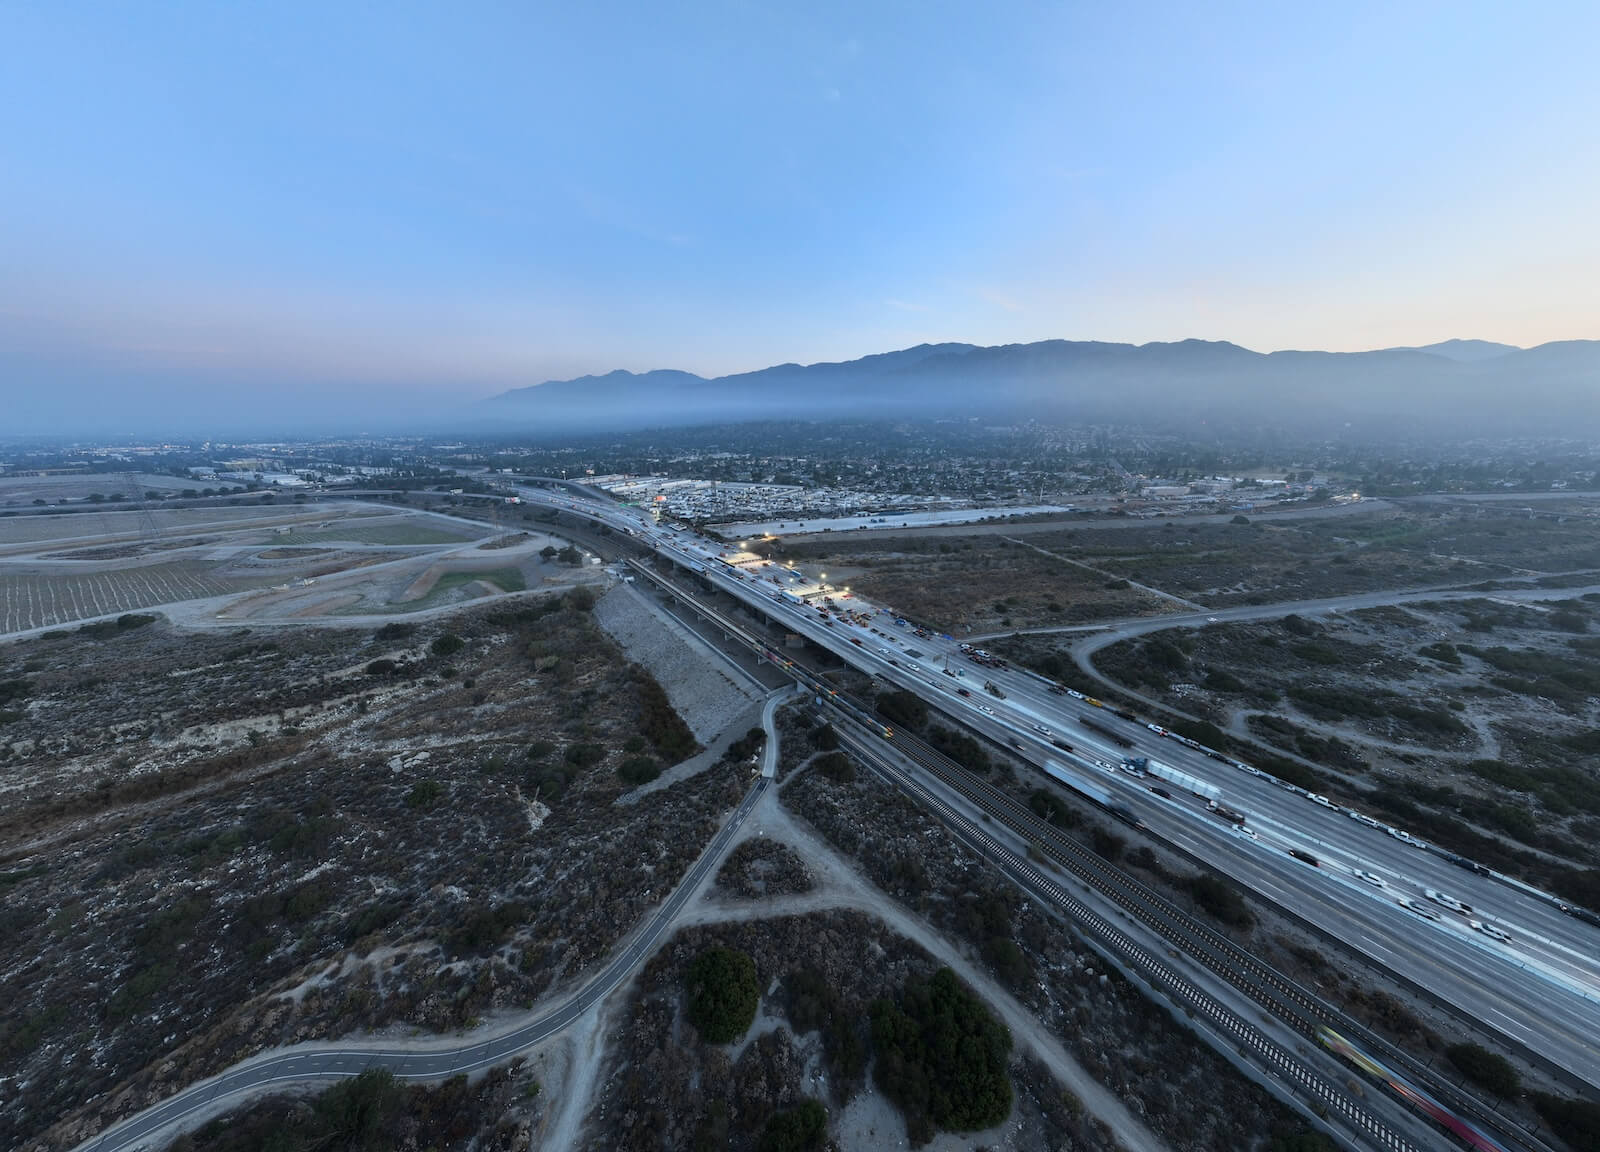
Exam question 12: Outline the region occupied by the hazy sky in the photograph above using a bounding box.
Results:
[4,2,1598,427]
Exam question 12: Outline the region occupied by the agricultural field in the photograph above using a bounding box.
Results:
[0,595,743,1151]
[0,562,251,634]
[0,503,566,636]
[0,504,357,549]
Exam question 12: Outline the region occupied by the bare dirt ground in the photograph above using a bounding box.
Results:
[770,532,1179,636]
[565,713,1329,1152]
[0,589,753,1152]
[680,791,1159,1152]
[770,501,1600,639]
[0,473,210,508]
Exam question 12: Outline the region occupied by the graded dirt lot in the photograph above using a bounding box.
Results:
[771,532,1179,635]
[0,473,199,507]
[773,500,1600,634]
[0,595,748,1152]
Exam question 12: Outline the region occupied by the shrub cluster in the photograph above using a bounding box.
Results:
[1187,873,1255,929]
[1445,1042,1520,1098]
[814,751,855,783]
[783,967,866,1101]
[757,1099,828,1152]
[1532,1092,1600,1152]
[723,726,766,764]
[687,945,760,1044]
[618,755,661,786]
[868,967,1012,1146]
[875,689,928,730]
[927,725,990,773]
[635,668,698,762]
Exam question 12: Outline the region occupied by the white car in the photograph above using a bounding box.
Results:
[1471,920,1511,943]
[1354,870,1386,888]
[1424,888,1473,915]
[1233,825,1259,841]
[1387,827,1415,844]
[1398,897,1442,922]
[1033,724,1054,737]
[1308,793,1335,809]
[1206,616,1219,623]
[978,704,996,715]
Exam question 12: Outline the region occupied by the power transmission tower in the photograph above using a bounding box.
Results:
[121,473,162,547]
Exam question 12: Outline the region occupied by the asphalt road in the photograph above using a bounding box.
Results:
[517,483,1600,1091]
[964,577,1600,647]
[79,777,768,1152]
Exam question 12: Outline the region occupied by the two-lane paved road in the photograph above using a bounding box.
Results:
[81,777,769,1152]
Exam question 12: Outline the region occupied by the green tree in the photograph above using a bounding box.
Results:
[618,755,660,786]
[868,968,1012,1144]
[406,779,444,810]
[315,1067,403,1150]
[815,751,855,782]
[875,689,927,730]
[1532,1093,1600,1152]
[1446,1043,1519,1097]
[758,1099,828,1152]
[687,946,759,1043]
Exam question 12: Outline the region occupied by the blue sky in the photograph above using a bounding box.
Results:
[3,1,1598,427]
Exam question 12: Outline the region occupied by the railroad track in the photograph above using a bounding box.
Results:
[629,555,1541,1152]
[872,720,1545,1152]
[834,723,1419,1152]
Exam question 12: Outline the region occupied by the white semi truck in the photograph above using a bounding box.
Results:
[1124,756,1222,803]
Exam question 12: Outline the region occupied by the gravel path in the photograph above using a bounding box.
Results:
[675,785,1168,1152]
[593,581,764,740]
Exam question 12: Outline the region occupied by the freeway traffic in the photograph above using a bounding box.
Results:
[624,544,1535,1152]
[515,479,1600,1091]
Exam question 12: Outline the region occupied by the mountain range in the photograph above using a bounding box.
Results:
[478,337,1600,437]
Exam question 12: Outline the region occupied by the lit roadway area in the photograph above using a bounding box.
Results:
[516,481,1600,1092]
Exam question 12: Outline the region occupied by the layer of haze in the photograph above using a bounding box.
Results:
[3,1,1598,432]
